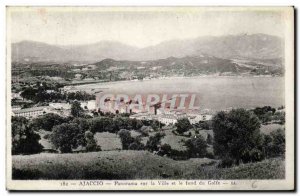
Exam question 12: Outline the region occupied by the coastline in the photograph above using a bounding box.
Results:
[67,75,284,89]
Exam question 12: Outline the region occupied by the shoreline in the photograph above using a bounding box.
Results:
[67,75,284,89]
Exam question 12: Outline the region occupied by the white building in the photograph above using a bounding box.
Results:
[129,112,157,121]
[49,102,71,110]
[80,100,97,111]
[13,106,49,118]
[158,114,178,125]
[11,92,22,100]
[12,105,22,112]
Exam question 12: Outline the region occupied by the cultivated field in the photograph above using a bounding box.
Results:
[12,151,284,180]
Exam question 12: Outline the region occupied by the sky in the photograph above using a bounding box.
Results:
[8,7,287,48]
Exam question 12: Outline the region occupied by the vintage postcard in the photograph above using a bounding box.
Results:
[6,7,294,191]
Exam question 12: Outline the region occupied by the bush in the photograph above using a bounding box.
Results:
[205,151,215,159]
[85,131,101,152]
[139,126,152,136]
[198,120,212,130]
[90,117,114,133]
[218,157,235,168]
[185,135,208,158]
[175,118,191,134]
[31,113,67,132]
[118,129,134,150]
[118,130,144,150]
[169,149,189,160]
[12,116,43,155]
[213,109,264,165]
[206,134,213,145]
[71,101,84,117]
[158,144,172,156]
[252,106,276,123]
[146,132,165,152]
[263,128,285,158]
[128,140,145,151]
[51,123,84,153]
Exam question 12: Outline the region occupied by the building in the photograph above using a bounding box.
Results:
[13,106,49,118]
[46,90,55,93]
[49,102,71,110]
[11,92,22,100]
[80,100,97,111]
[158,114,178,125]
[12,105,22,112]
[129,112,157,121]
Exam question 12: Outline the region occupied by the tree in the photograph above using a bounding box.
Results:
[263,128,285,158]
[128,137,145,151]
[146,132,165,152]
[51,123,83,153]
[175,118,191,134]
[159,144,172,156]
[85,131,100,152]
[90,117,114,133]
[12,116,43,155]
[113,117,132,131]
[206,134,213,145]
[270,128,285,155]
[32,113,66,132]
[118,129,134,150]
[198,120,211,130]
[20,87,38,101]
[185,135,208,158]
[252,106,276,124]
[72,118,90,133]
[212,109,264,166]
[71,101,84,117]
[130,118,144,130]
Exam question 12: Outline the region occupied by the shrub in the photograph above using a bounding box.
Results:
[139,126,152,136]
[146,132,165,152]
[90,117,114,133]
[206,134,213,145]
[198,120,212,130]
[175,118,192,134]
[12,116,43,155]
[118,129,134,150]
[158,144,172,156]
[71,101,84,117]
[128,141,144,150]
[84,131,101,152]
[252,106,276,123]
[213,109,264,165]
[205,151,215,159]
[185,135,208,158]
[51,123,84,153]
[31,113,67,132]
[169,149,189,160]
[263,128,285,158]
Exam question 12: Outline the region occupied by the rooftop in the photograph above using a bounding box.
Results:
[13,106,48,114]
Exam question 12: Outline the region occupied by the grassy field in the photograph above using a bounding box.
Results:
[12,151,284,180]
[94,132,122,151]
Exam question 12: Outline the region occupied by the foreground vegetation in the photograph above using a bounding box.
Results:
[12,106,286,180]
[12,151,284,180]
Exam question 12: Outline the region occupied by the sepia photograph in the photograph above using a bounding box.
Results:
[6,6,294,191]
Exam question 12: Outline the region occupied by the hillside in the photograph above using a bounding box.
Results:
[12,34,284,63]
[12,151,284,180]
[92,55,283,77]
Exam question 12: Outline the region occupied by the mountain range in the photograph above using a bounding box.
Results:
[12,34,284,63]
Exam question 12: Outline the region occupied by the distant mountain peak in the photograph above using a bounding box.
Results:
[12,33,284,63]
